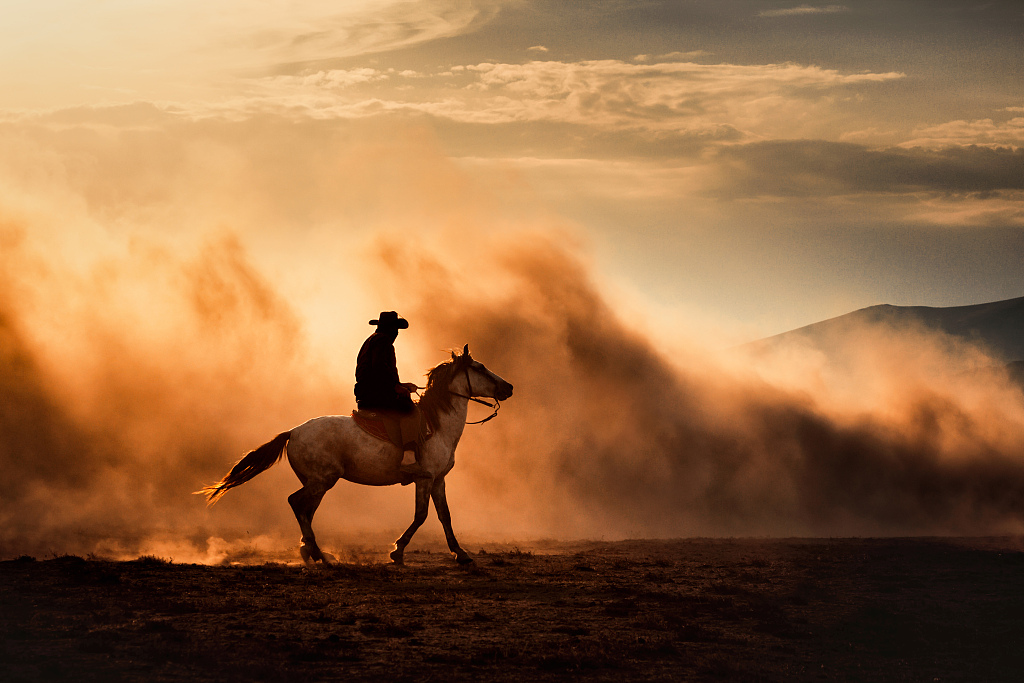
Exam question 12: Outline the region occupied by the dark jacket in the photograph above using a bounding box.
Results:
[354,332,414,412]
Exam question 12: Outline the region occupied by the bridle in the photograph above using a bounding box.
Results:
[449,367,501,425]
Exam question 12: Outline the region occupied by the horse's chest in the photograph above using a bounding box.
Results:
[443,436,461,472]
[432,435,459,474]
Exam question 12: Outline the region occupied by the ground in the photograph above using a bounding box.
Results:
[2,538,1024,682]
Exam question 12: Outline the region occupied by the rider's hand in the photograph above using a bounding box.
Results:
[395,383,418,395]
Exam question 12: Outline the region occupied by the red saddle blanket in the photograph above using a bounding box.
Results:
[351,410,393,442]
[351,409,432,446]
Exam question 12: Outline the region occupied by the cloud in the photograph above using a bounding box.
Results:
[29,99,1016,235]
[527,45,548,52]
[230,58,903,144]
[34,96,1013,236]
[636,51,711,64]
[251,0,505,65]
[907,192,1024,228]
[659,50,711,60]
[460,60,900,129]
[901,117,1024,150]
[759,4,850,18]
[0,0,507,109]
[713,140,1024,198]
[294,69,392,89]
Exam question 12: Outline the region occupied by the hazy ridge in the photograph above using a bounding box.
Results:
[748,295,1024,364]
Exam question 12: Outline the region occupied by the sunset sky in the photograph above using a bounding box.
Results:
[2,0,1022,336]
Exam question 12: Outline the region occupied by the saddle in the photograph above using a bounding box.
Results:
[352,407,432,450]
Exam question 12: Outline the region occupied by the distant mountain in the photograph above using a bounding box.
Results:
[1009,360,1024,385]
[747,295,1024,362]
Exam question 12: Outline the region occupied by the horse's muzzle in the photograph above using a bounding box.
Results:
[496,381,513,401]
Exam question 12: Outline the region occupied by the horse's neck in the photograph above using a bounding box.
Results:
[435,393,469,440]
[432,374,471,440]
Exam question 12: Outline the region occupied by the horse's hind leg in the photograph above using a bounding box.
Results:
[288,484,334,565]
[390,479,432,565]
[431,478,472,564]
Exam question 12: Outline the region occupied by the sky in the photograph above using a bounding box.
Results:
[2,0,1021,336]
[3,1,1024,557]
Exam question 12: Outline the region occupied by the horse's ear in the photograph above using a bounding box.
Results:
[463,344,471,357]
[451,350,458,361]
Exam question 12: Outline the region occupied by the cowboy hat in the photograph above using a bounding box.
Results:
[369,311,409,329]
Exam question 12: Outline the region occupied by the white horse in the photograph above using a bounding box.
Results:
[200,345,513,565]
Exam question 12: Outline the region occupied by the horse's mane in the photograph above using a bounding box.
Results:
[418,352,473,432]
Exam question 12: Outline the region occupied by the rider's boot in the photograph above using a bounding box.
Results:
[399,443,430,484]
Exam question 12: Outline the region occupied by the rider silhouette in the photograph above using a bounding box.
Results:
[355,311,427,480]
[355,311,417,412]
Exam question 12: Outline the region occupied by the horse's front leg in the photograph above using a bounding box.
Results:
[431,477,472,564]
[390,478,432,565]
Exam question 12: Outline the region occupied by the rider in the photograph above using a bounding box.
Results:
[355,311,428,479]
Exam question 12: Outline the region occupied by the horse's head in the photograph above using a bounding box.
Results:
[452,344,513,401]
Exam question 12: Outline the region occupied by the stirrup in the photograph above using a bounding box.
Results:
[399,461,430,484]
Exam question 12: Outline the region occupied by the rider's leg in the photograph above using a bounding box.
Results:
[399,441,430,482]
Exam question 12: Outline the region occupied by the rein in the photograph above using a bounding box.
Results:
[449,368,501,425]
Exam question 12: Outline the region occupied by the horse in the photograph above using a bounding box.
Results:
[199,345,513,566]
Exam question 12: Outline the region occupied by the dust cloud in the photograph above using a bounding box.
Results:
[2,111,1024,561]
[374,234,1024,539]
[0,230,348,562]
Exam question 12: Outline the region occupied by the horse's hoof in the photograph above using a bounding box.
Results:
[456,555,474,565]
[389,549,404,565]
[300,543,329,566]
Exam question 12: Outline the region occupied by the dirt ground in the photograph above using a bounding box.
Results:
[2,537,1024,682]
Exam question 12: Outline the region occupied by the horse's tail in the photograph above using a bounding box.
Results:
[197,431,291,505]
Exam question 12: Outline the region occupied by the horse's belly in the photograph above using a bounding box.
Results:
[341,451,403,486]
[344,465,402,487]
